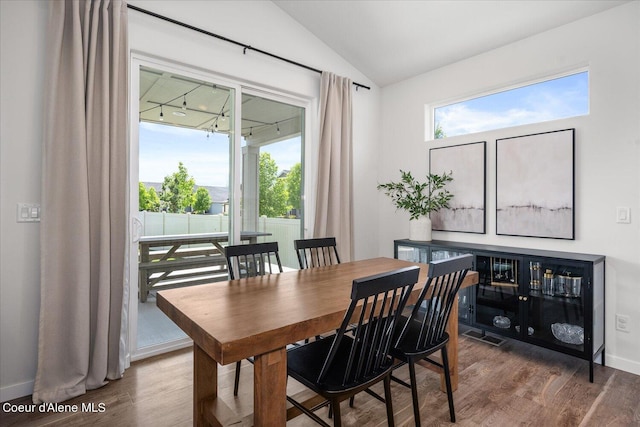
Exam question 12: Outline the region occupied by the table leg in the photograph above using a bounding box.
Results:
[193,344,217,427]
[253,347,287,426]
[444,296,460,392]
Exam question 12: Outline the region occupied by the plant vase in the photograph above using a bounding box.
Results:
[410,217,432,241]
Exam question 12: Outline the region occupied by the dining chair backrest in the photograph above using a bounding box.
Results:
[224,242,283,279]
[317,266,420,385]
[294,237,341,269]
[394,254,473,352]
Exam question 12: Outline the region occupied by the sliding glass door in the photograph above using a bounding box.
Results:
[129,57,306,359]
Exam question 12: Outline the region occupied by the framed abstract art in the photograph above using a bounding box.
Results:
[496,128,575,239]
[429,141,486,234]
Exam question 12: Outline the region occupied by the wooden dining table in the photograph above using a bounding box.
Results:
[157,257,478,426]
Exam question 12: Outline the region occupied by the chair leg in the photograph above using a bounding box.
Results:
[441,347,456,423]
[384,375,395,427]
[408,361,421,427]
[233,360,241,396]
[331,399,342,427]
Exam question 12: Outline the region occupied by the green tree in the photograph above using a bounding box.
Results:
[139,182,150,211]
[259,152,288,217]
[146,187,161,212]
[434,122,446,139]
[193,187,212,214]
[139,182,161,211]
[160,162,196,213]
[285,162,302,213]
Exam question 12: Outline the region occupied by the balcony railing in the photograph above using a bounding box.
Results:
[138,211,301,268]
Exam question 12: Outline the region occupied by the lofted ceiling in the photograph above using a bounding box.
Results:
[138,1,629,135]
[273,0,630,87]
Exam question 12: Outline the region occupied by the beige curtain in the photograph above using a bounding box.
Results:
[314,72,353,261]
[33,0,128,403]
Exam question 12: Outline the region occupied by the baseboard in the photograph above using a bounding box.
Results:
[0,379,34,403]
[605,353,640,376]
[130,337,192,362]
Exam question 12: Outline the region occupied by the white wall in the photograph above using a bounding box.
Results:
[0,0,49,403]
[0,0,380,401]
[378,2,640,375]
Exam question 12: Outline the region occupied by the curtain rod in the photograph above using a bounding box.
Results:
[127,4,371,91]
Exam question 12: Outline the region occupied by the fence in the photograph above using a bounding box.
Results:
[139,212,302,269]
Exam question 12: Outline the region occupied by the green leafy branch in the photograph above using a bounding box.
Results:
[377,170,454,220]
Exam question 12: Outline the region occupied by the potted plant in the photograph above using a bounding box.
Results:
[377,170,453,241]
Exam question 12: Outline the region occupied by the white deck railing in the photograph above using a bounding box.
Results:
[139,212,302,268]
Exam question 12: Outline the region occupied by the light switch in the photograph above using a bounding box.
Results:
[17,203,40,222]
[616,207,630,224]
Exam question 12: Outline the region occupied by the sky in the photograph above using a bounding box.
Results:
[139,122,301,187]
[435,71,588,138]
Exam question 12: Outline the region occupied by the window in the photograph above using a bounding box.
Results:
[433,71,588,139]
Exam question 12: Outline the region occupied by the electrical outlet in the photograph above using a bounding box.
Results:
[615,314,630,332]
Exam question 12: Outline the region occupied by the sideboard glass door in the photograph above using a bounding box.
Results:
[474,254,521,335]
[396,244,428,263]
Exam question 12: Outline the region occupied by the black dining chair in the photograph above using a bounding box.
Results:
[225,241,282,280]
[390,254,473,425]
[294,237,341,269]
[286,266,421,427]
[224,241,283,396]
[295,237,342,342]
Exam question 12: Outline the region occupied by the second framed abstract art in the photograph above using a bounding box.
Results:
[496,128,575,239]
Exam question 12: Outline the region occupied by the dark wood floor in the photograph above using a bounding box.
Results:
[2,329,639,426]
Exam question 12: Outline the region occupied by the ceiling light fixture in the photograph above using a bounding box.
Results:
[182,94,187,110]
[159,105,164,121]
[276,122,280,135]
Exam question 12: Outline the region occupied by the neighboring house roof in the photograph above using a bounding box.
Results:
[142,182,229,203]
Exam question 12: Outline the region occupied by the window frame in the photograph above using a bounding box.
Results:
[428,68,590,140]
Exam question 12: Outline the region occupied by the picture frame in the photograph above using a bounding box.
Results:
[496,128,575,239]
[429,141,486,234]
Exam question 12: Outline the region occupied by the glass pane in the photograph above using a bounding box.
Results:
[396,245,428,263]
[240,93,304,269]
[527,261,586,351]
[137,65,235,349]
[474,255,520,334]
[434,71,588,138]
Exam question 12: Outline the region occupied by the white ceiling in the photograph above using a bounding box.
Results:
[273,0,629,87]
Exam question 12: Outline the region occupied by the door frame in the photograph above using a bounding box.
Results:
[127,53,313,363]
